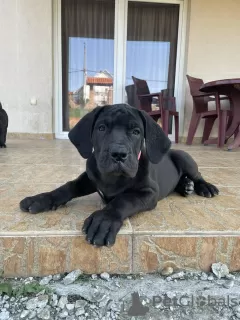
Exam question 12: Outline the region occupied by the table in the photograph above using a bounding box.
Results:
[200,79,240,150]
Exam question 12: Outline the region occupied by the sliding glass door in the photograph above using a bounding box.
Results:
[61,0,115,131]
[59,0,182,134]
[125,1,179,132]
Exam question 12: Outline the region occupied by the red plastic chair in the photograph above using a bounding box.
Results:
[132,76,179,143]
[186,75,231,147]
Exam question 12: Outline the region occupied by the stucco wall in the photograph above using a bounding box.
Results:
[0,0,53,134]
[0,0,239,137]
[184,0,240,138]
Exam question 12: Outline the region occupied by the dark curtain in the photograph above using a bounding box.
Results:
[61,0,115,131]
[127,2,179,98]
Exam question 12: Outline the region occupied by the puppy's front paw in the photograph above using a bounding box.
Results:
[82,209,123,247]
[194,181,219,198]
[20,193,56,214]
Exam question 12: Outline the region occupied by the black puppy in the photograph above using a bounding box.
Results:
[20,104,218,246]
[0,102,8,148]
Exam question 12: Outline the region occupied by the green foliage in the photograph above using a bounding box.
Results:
[0,283,12,296]
[0,281,52,297]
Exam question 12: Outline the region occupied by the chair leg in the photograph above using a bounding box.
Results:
[161,110,169,136]
[174,115,179,143]
[202,117,216,144]
[186,113,201,145]
[218,110,228,148]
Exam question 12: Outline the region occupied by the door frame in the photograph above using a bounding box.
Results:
[53,0,189,139]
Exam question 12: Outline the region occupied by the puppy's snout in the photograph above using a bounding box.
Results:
[110,147,128,163]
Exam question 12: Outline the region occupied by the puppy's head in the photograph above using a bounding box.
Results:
[69,104,171,178]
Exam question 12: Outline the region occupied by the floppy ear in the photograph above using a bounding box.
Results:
[68,106,103,158]
[139,110,171,164]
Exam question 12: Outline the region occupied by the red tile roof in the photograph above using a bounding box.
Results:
[87,77,113,85]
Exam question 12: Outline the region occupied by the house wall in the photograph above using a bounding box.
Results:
[0,0,53,135]
[184,0,240,138]
[0,0,239,138]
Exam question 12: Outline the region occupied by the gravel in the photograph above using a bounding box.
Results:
[0,264,239,319]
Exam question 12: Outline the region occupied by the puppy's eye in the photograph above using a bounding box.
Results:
[132,128,140,136]
[98,125,106,132]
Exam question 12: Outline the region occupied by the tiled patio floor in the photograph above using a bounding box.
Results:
[0,140,240,277]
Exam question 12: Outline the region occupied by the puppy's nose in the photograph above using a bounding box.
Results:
[111,151,128,162]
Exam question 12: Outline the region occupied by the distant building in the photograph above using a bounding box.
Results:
[85,70,113,109]
[69,70,113,109]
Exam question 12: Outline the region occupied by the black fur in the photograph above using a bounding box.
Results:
[20,104,219,246]
[0,102,8,148]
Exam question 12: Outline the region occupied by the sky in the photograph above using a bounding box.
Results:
[68,37,170,93]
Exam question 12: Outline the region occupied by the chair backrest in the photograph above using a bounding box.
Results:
[186,75,204,96]
[132,76,150,95]
[132,76,152,112]
[125,84,139,109]
[186,75,208,113]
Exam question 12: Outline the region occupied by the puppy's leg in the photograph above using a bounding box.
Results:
[170,150,219,198]
[175,175,194,197]
[20,172,97,214]
[83,188,158,246]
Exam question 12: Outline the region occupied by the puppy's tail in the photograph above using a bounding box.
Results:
[0,102,2,109]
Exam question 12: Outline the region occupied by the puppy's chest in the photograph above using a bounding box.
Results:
[95,182,129,203]
[96,188,114,203]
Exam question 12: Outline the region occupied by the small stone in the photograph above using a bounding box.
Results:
[53,274,61,281]
[91,274,98,280]
[63,270,82,285]
[200,273,208,281]
[36,289,46,296]
[28,311,37,319]
[166,292,176,299]
[20,310,30,319]
[93,292,107,302]
[99,299,109,308]
[226,274,235,280]
[171,271,184,279]
[39,275,52,285]
[207,275,214,281]
[127,276,132,280]
[211,262,229,279]
[21,297,28,302]
[66,304,75,311]
[51,294,58,307]
[161,266,174,276]
[58,296,68,309]
[66,316,76,320]
[100,272,110,281]
[38,308,51,320]
[75,300,87,309]
[0,311,10,320]
[233,306,240,319]
[180,298,189,306]
[52,294,58,301]
[170,306,174,311]
[37,295,49,308]
[10,297,15,302]
[223,280,234,289]
[26,298,38,310]
[59,310,68,318]
[76,309,85,316]
[166,277,172,282]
